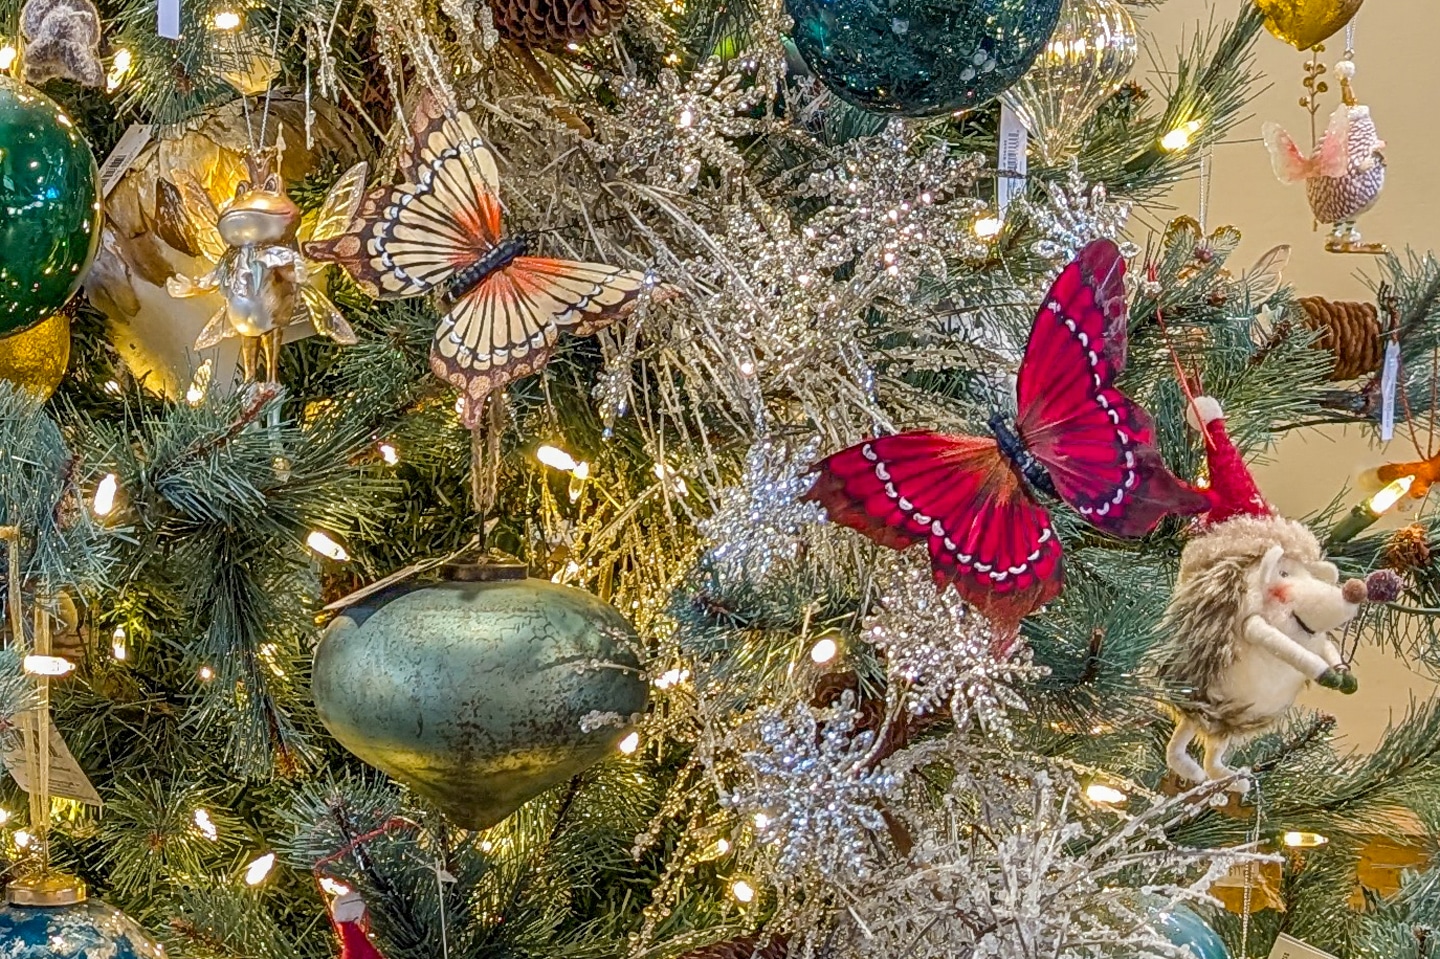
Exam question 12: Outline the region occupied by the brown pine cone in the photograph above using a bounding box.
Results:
[681,936,789,959]
[1297,296,1383,381]
[1386,524,1432,573]
[491,0,627,50]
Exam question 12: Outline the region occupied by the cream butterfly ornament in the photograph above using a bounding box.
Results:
[305,93,665,426]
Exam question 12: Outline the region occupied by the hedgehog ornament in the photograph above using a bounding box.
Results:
[1151,397,1401,792]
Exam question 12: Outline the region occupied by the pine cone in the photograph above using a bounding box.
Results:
[680,936,789,959]
[491,0,627,50]
[1297,296,1383,381]
[1386,524,1432,573]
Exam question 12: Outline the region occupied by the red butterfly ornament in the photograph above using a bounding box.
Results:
[806,240,1208,635]
[306,91,666,427]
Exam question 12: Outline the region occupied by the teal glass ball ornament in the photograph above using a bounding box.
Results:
[1150,901,1230,959]
[786,0,1064,117]
[314,563,650,830]
[0,898,166,958]
[0,76,102,336]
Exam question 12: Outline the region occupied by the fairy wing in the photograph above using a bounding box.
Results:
[805,432,1063,629]
[1016,239,1208,538]
[1262,122,1313,184]
[1234,244,1290,306]
[429,257,654,417]
[304,93,501,299]
[299,161,370,245]
[298,285,358,344]
[156,172,228,262]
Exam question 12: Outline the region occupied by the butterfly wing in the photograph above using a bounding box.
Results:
[1016,240,1208,538]
[805,432,1063,628]
[304,94,501,299]
[430,257,654,413]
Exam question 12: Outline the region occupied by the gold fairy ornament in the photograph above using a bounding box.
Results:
[165,137,367,384]
[999,0,1138,165]
[1257,0,1363,50]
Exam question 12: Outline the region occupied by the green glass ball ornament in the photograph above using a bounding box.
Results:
[1148,900,1230,959]
[0,897,165,958]
[0,76,102,337]
[786,0,1064,117]
[314,562,650,830]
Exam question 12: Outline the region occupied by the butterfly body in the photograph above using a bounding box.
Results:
[305,91,666,426]
[444,235,530,305]
[807,240,1207,635]
[988,412,1057,499]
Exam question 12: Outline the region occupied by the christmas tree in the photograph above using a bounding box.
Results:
[0,0,1438,956]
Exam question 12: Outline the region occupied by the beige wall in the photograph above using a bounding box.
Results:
[1140,0,1440,750]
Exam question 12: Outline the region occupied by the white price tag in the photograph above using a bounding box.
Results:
[997,103,1029,214]
[1380,339,1400,442]
[158,0,181,39]
[1269,934,1340,959]
[2,723,102,807]
[98,124,154,198]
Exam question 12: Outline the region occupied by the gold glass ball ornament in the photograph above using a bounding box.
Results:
[0,313,70,400]
[1256,0,1364,50]
[999,0,1138,165]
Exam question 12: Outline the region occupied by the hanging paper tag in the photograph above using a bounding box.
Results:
[1269,934,1339,959]
[997,103,1028,214]
[1,724,102,807]
[97,124,154,198]
[1380,339,1400,441]
[158,0,181,39]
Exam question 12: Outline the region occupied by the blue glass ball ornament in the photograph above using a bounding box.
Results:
[784,0,1065,117]
[1150,901,1230,959]
[0,898,166,957]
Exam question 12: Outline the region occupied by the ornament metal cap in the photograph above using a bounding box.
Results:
[6,872,87,907]
[441,551,528,582]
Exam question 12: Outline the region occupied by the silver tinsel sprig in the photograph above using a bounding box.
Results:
[723,691,898,884]
[864,553,1045,733]
[1023,164,1135,263]
[698,436,824,585]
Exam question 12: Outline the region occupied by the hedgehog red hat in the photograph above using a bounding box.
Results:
[1186,396,1273,525]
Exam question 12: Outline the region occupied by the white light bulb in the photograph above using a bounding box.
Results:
[617,731,640,754]
[198,665,215,682]
[14,830,31,848]
[973,216,1003,239]
[106,49,133,92]
[193,809,218,841]
[654,667,690,689]
[0,809,11,825]
[809,636,839,664]
[378,442,400,466]
[715,838,730,855]
[244,852,276,885]
[111,626,127,661]
[306,530,349,562]
[213,10,242,29]
[319,877,351,896]
[1160,120,1203,152]
[752,812,771,830]
[1282,830,1328,848]
[0,46,16,71]
[730,879,755,903]
[1369,475,1415,514]
[536,445,580,472]
[23,655,74,677]
[1084,782,1127,806]
[93,473,118,516]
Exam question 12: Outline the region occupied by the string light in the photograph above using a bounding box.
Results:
[654,667,690,689]
[1328,474,1415,546]
[244,852,276,885]
[186,360,212,405]
[193,809,218,841]
[653,463,689,496]
[617,731,640,754]
[730,879,755,903]
[213,9,242,29]
[1160,119,1203,152]
[93,474,118,516]
[0,809,12,825]
[752,812,771,830]
[378,442,400,465]
[0,46,15,71]
[319,877,351,896]
[1083,782,1128,806]
[104,379,122,395]
[809,635,840,664]
[111,626,127,661]
[714,838,730,855]
[536,445,580,472]
[14,830,31,848]
[973,216,1003,239]
[306,530,349,562]
[23,655,74,677]
[1282,831,1328,848]
[197,665,215,682]
[106,49,133,92]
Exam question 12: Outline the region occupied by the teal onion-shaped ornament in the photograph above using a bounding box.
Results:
[0,898,165,958]
[314,561,649,829]
[785,0,1065,117]
[0,76,102,336]
[1150,901,1231,959]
